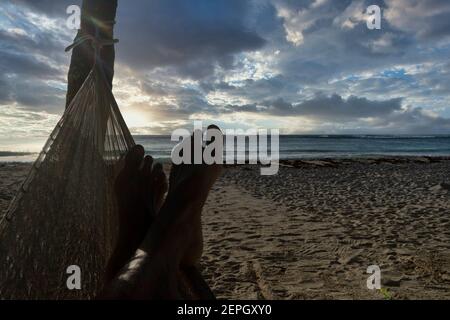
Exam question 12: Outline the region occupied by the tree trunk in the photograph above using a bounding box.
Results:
[66,0,118,107]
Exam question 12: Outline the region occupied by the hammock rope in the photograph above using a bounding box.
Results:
[0,30,134,299]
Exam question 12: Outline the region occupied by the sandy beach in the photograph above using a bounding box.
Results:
[1,158,450,299]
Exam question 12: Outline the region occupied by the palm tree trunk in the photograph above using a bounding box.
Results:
[66,0,118,107]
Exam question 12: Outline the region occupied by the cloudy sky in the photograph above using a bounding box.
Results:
[1,0,450,151]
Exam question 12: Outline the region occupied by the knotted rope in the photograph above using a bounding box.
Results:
[64,34,118,54]
[65,25,119,90]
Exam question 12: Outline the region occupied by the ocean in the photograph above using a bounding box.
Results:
[1,135,450,162]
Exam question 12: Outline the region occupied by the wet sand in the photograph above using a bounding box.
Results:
[1,158,450,299]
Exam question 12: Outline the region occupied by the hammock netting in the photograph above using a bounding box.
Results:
[0,62,135,299]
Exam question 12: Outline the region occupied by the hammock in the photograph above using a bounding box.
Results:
[0,36,134,299]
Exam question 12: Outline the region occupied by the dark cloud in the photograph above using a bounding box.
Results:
[15,0,79,17]
[0,48,60,78]
[0,40,66,111]
[0,76,12,104]
[292,94,403,120]
[368,107,450,134]
[0,27,70,64]
[115,0,266,78]
[224,94,402,119]
[139,79,216,118]
[0,2,72,113]
[14,81,65,110]
[201,75,301,103]
[385,0,450,39]
[223,94,450,134]
[140,82,167,98]
[0,73,65,112]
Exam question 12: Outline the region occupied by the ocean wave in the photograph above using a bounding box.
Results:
[0,151,37,157]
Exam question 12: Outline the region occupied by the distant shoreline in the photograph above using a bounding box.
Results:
[0,151,36,157]
[2,155,450,165]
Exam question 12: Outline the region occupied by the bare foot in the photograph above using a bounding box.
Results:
[166,124,223,267]
[99,125,223,299]
[104,145,168,283]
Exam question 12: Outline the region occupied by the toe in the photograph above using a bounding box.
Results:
[150,163,168,214]
[207,124,220,131]
[142,155,154,177]
[152,163,168,191]
[125,145,145,172]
